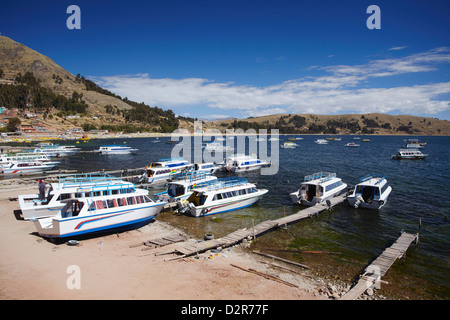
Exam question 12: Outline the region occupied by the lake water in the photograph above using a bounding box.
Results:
[30,135,450,299]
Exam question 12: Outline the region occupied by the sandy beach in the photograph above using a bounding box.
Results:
[0,180,328,301]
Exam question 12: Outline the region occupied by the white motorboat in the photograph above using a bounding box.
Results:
[155,171,218,202]
[391,148,428,160]
[281,141,298,149]
[18,173,137,220]
[140,158,192,184]
[192,162,220,174]
[0,153,56,168]
[315,139,329,144]
[1,160,59,175]
[32,190,166,239]
[347,175,392,210]
[177,177,268,217]
[290,172,347,206]
[344,142,360,147]
[97,145,138,154]
[220,154,269,173]
[204,142,234,152]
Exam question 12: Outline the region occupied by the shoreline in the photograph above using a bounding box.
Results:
[0,180,382,301]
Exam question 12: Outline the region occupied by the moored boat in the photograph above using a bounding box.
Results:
[140,158,192,184]
[391,148,428,160]
[315,139,328,144]
[281,141,297,149]
[155,171,218,202]
[177,177,268,217]
[1,160,59,175]
[347,175,392,209]
[290,172,347,206]
[220,154,269,173]
[97,145,138,154]
[344,142,360,147]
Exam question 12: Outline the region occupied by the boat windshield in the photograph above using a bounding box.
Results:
[168,184,186,197]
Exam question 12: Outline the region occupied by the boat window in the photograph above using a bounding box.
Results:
[89,201,96,211]
[127,196,136,205]
[58,193,72,201]
[325,181,343,192]
[95,200,107,210]
[199,195,207,205]
[356,186,363,194]
[168,184,185,197]
[112,189,119,195]
[118,198,126,206]
[136,196,144,204]
[107,199,118,208]
[380,184,389,195]
[144,196,153,203]
[94,191,101,197]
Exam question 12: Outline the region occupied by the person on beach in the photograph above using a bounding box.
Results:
[38,180,46,201]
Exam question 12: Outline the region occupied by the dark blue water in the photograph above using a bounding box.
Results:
[54,135,450,299]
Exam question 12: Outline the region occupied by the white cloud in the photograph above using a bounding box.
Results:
[387,46,408,51]
[90,47,450,118]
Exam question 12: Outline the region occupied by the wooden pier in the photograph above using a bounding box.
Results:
[339,231,419,300]
[166,194,347,259]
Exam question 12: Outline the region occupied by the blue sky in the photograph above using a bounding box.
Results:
[1,0,449,120]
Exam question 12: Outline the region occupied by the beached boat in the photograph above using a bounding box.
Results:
[344,142,360,147]
[315,139,329,144]
[140,158,192,184]
[18,173,137,220]
[281,141,298,149]
[347,175,392,210]
[1,160,59,175]
[32,190,166,239]
[155,171,218,202]
[391,148,428,160]
[290,172,347,206]
[177,177,268,217]
[97,145,138,154]
[220,154,269,173]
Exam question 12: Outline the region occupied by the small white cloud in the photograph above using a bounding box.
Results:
[388,46,408,51]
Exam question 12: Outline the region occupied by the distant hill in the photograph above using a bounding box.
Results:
[206,113,450,135]
[0,36,186,133]
[0,36,448,135]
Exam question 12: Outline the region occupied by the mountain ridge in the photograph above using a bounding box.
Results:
[0,35,449,135]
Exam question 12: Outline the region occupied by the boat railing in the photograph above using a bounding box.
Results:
[77,183,135,196]
[169,171,212,183]
[360,174,386,184]
[58,173,124,188]
[304,172,336,183]
[195,177,248,191]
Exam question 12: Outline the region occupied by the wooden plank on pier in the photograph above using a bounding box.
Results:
[340,232,418,300]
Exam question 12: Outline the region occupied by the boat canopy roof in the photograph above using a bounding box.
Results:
[193,177,251,192]
[303,172,337,184]
[358,174,387,186]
